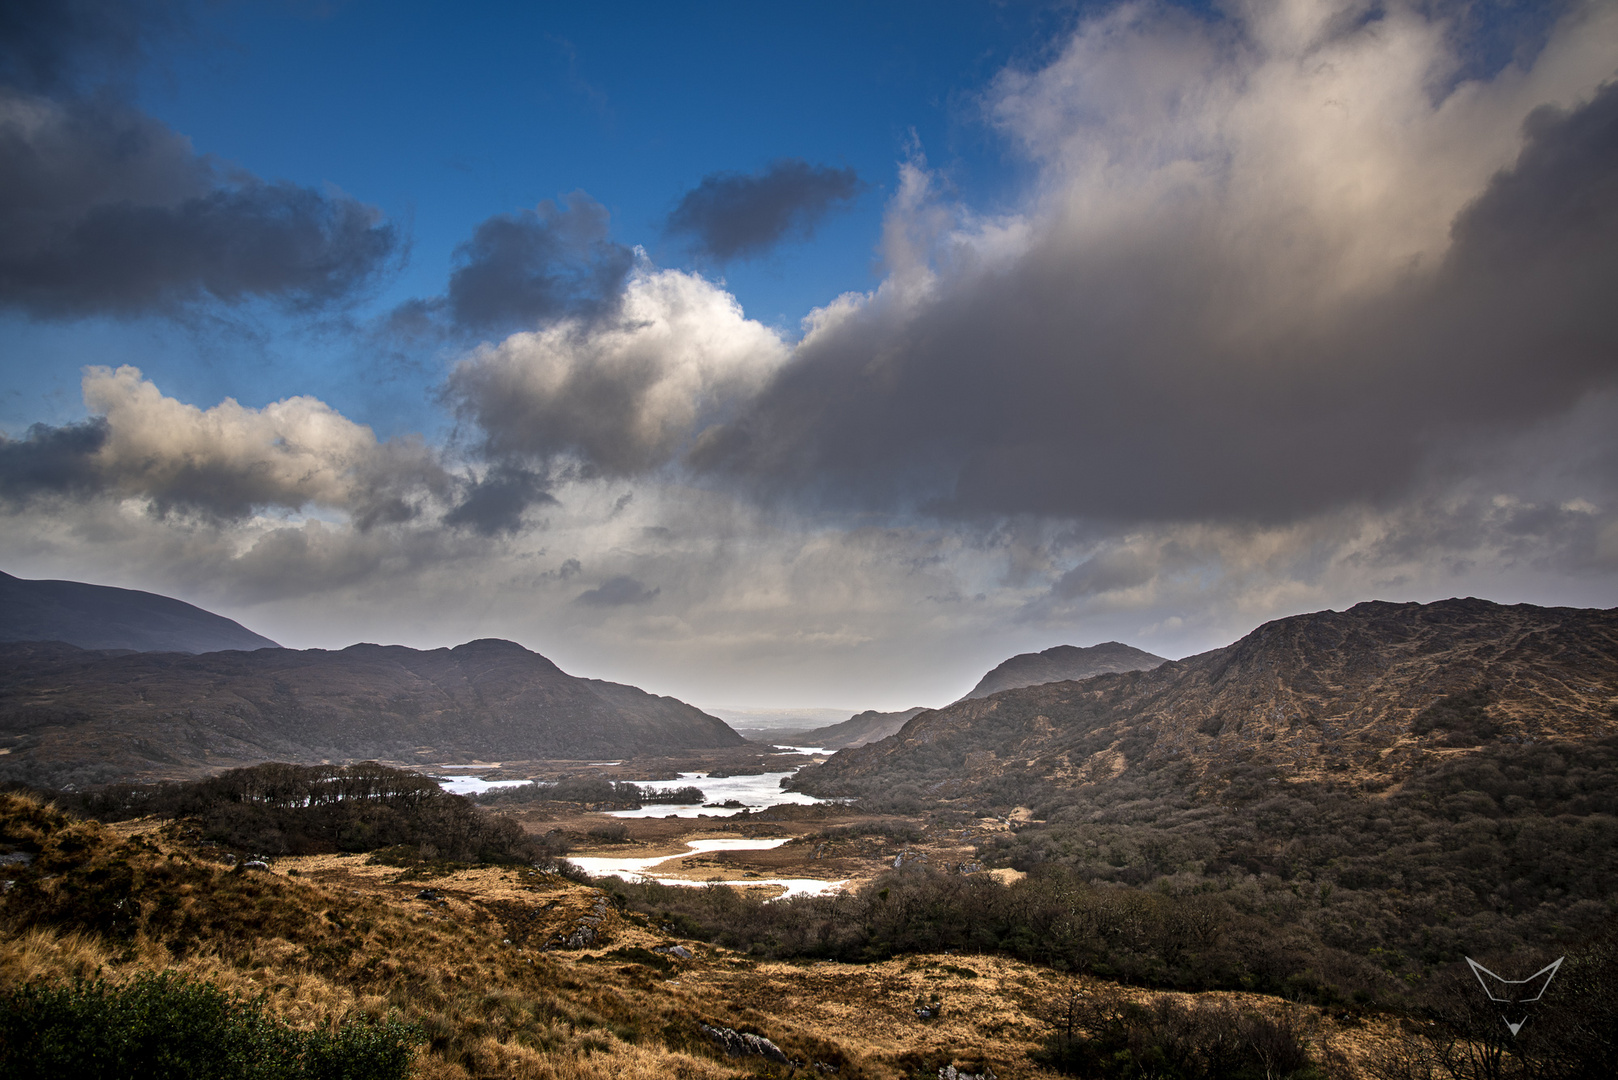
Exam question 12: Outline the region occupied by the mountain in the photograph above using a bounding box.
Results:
[0,637,743,787]
[960,641,1167,700]
[768,707,929,750]
[0,570,279,654]
[792,599,1618,800]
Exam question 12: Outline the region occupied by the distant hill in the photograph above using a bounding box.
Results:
[792,599,1618,801]
[0,570,279,654]
[0,637,744,788]
[961,641,1166,700]
[764,707,930,750]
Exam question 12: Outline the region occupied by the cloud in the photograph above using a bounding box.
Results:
[443,465,556,536]
[574,574,660,607]
[445,266,788,476]
[0,416,109,498]
[392,192,635,340]
[687,1,1618,526]
[2,0,1616,710]
[0,366,451,524]
[0,5,397,320]
[0,0,177,95]
[666,158,864,261]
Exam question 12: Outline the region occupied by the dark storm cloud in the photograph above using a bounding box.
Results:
[665,158,864,261]
[1446,82,1618,273]
[0,5,398,320]
[0,417,109,500]
[443,466,557,536]
[390,193,633,340]
[0,0,177,95]
[689,81,1618,526]
[574,575,660,607]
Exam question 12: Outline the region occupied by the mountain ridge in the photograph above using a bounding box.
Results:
[959,640,1168,700]
[0,570,279,654]
[764,707,929,750]
[0,636,743,787]
[791,598,1618,800]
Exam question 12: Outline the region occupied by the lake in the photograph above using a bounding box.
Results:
[566,837,846,898]
[438,748,834,818]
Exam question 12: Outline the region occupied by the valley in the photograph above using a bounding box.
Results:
[2,589,1616,1079]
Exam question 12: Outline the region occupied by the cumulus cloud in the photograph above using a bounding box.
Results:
[445,266,789,475]
[688,0,1618,524]
[391,192,634,339]
[0,366,451,524]
[666,158,864,261]
[0,5,397,320]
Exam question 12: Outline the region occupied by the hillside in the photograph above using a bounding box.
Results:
[764,707,929,750]
[0,570,279,653]
[960,641,1167,700]
[0,637,743,787]
[793,598,1618,800]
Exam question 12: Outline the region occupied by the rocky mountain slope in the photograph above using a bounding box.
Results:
[0,638,743,787]
[792,599,1618,799]
[0,570,279,653]
[960,641,1167,700]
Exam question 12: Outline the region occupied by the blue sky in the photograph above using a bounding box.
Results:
[2,0,1616,711]
[5,0,1067,437]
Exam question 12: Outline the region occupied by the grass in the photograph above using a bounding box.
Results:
[0,791,1410,1078]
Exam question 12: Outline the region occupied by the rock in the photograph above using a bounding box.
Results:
[700,1024,792,1065]
[654,944,694,959]
[560,923,598,949]
[939,1067,996,1080]
[415,889,442,901]
[242,860,270,871]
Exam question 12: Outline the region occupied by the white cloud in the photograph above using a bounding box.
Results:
[446,266,789,475]
[81,365,449,524]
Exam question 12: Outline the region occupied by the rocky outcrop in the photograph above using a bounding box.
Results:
[700,1025,792,1065]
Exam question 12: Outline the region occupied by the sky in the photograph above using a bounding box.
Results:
[1,0,1616,713]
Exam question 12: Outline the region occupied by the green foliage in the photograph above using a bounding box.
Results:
[1410,686,1499,745]
[1366,921,1618,1080]
[1034,989,1322,1079]
[0,971,420,1080]
[603,738,1618,1010]
[58,762,545,864]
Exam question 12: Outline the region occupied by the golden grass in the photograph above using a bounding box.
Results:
[0,793,1393,1078]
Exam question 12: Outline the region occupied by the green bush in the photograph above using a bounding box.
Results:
[56,762,541,864]
[1034,989,1323,1079]
[0,971,420,1080]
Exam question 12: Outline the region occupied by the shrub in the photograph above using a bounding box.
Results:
[0,971,420,1080]
[1035,987,1322,1079]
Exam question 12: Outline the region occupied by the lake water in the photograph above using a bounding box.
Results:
[436,756,845,897]
[437,749,834,818]
[437,776,533,796]
[566,837,846,898]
